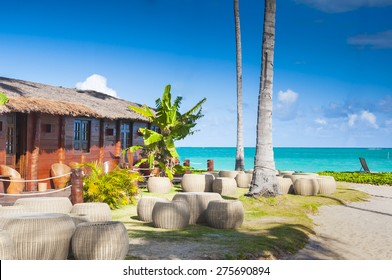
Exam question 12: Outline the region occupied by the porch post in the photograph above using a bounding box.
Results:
[71,168,84,205]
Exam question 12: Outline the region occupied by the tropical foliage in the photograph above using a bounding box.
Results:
[0,92,9,105]
[82,161,143,209]
[318,171,392,186]
[128,85,206,180]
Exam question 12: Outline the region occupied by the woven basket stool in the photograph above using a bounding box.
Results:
[212,177,237,196]
[206,200,244,229]
[218,170,243,178]
[235,173,253,188]
[0,229,15,260]
[14,197,72,214]
[283,173,319,184]
[0,213,75,260]
[317,176,337,195]
[70,202,112,222]
[137,197,170,222]
[172,192,223,224]
[71,221,129,260]
[277,176,294,194]
[293,178,320,196]
[0,205,31,216]
[152,200,190,229]
[147,177,172,194]
[181,173,214,192]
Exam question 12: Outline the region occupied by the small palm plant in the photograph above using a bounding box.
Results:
[128,85,206,180]
[82,161,143,209]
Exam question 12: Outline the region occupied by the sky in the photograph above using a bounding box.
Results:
[0,0,391,148]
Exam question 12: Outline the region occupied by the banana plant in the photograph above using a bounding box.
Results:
[128,85,206,180]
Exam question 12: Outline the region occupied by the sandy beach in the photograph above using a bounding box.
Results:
[289,182,392,260]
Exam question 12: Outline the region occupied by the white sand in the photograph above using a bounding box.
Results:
[289,183,392,260]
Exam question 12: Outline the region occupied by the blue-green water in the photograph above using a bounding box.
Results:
[177,147,392,172]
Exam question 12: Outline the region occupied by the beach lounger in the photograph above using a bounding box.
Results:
[359,157,372,173]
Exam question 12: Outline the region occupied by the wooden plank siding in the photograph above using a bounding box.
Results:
[0,112,148,191]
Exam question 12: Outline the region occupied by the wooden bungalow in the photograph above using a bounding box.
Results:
[0,76,151,192]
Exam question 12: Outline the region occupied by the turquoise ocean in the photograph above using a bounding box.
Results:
[177,147,392,172]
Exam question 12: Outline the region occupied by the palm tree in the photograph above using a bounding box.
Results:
[234,0,245,171]
[247,0,278,197]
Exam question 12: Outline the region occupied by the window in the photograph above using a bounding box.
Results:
[120,122,131,150]
[74,120,90,152]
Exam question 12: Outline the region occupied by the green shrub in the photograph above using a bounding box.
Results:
[82,161,143,209]
[318,171,392,186]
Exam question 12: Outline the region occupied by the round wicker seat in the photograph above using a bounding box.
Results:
[71,221,129,260]
[0,213,75,260]
[0,205,31,216]
[206,200,244,229]
[137,197,170,222]
[172,192,223,224]
[218,170,243,178]
[277,176,294,194]
[181,173,214,192]
[14,197,72,214]
[293,178,320,196]
[212,177,237,196]
[235,173,252,188]
[317,176,337,195]
[70,202,112,222]
[152,200,190,229]
[147,177,172,194]
[0,229,15,260]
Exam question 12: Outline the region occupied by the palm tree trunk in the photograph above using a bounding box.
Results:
[247,0,278,197]
[234,0,244,171]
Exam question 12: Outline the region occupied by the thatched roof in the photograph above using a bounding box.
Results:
[0,76,150,121]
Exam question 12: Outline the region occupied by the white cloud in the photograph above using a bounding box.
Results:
[76,74,117,97]
[348,111,379,128]
[295,0,392,13]
[278,89,298,104]
[315,118,327,125]
[275,89,299,121]
[348,114,358,127]
[360,111,379,128]
[348,30,392,49]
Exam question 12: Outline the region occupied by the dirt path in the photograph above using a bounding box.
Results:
[288,183,392,260]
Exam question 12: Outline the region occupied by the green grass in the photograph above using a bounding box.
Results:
[318,171,392,185]
[112,183,369,260]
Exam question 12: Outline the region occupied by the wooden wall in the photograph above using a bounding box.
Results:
[0,112,147,191]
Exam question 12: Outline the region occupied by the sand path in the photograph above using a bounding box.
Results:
[289,183,392,260]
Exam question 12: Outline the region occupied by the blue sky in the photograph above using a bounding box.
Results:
[1,0,391,148]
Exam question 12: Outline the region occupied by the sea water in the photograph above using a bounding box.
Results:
[177,147,392,172]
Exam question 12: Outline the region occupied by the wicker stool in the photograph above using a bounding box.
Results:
[212,177,237,196]
[277,176,294,194]
[235,173,252,188]
[317,176,337,195]
[0,229,15,260]
[152,201,190,229]
[293,178,320,196]
[14,197,72,214]
[0,205,31,216]
[218,170,243,178]
[0,213,75,260]
[70,202,112,222]
[147,177,172,194]
[173,192,223,224]
[181,174,214,192]
[137,197,170,222]
[206,200,244,229]
[71,221,129,260]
